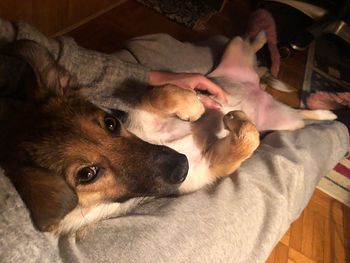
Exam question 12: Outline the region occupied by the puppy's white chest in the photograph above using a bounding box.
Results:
[166,135,213,193]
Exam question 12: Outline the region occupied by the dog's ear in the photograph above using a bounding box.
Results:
[9,166,78,232]
[3,40,75,99]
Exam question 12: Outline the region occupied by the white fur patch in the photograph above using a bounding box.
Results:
[299,110,337,120]
[268,78,296,93]
[166,134,214,193]
[216,128,229,139]
[179,159,214,193]
[57,198,144,234]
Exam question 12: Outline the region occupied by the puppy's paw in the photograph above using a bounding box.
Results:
[223,110,259,148]
[175,91,205,122]
[206,110,260,178]
[146,85,205,122]
[223,110,250,131]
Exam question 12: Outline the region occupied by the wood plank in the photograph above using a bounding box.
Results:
[329,200,344,227]
[67,0,204,53]
[301,208,315,259]
[332,222,346,263]
[66,0,117,27]
[312,212,325,263]
[0,0,125,36]
[0,0,33,23]
[308,189,344,226]
[323,213,332,263]
[266,245,277,263]
[275,243,290,263]
[266,242,289,263]
[32,0,69,36]
[280,229,291,247]
[343,205,350,263]
[288,248,316,263]
[289,212,304,253]
[324,219,347,263]
[309,189,331,219]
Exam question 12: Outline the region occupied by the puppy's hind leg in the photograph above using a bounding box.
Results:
[205,111,260,178]
[298,109,337,121]
[260,108,337,131]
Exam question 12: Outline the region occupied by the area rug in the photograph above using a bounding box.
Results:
[317,153,350,207]
[135,0,219,29]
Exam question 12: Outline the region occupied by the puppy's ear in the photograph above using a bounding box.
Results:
[3,40,75,99]
[8,167,78,232]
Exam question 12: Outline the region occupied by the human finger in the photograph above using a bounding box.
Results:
[197,94,222,110]
[196,78,227,102]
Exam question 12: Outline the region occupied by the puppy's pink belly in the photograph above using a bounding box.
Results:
[234,89,297,131]
[255,108,287,131]
[249,92,277,130]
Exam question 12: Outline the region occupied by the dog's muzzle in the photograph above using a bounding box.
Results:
[166,153,188,184]
[157,151,189,185]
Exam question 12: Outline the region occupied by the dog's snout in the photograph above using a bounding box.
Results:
[158,152,189,185]
[167,154,189,184]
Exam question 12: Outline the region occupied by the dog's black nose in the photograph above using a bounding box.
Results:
[165,154,188,184]
[161,153,189,185]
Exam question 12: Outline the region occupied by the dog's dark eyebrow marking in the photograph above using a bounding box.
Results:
[91,116,101,128]
[65,157,91,167]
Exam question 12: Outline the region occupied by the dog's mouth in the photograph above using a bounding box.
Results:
[111,186,181,203]
[110,184,184,203]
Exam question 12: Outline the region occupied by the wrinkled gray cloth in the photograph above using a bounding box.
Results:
[0,19,149,112]
[0,20,349,263]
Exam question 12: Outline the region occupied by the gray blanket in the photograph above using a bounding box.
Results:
[0,20,349,263]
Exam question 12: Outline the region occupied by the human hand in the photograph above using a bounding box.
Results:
[149,71,226,109]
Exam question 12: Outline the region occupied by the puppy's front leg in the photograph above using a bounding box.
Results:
[206,111,260,178]
[142,84,205,121]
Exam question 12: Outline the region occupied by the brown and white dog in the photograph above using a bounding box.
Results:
[0,32,335,235]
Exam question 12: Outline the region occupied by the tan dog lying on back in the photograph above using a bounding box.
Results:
[127,31,335,193]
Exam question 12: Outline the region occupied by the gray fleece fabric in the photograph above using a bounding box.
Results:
[0,19,349,263]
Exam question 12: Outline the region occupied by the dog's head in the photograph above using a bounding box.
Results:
[0,40,188,233]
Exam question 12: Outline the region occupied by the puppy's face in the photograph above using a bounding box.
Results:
[0,41,188,233]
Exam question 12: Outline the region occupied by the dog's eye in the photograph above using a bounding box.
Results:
[77,166,100,184]
[104,116,119,132]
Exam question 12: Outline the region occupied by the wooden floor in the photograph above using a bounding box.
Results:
[267,189,350,263]
[66,1,350,262]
